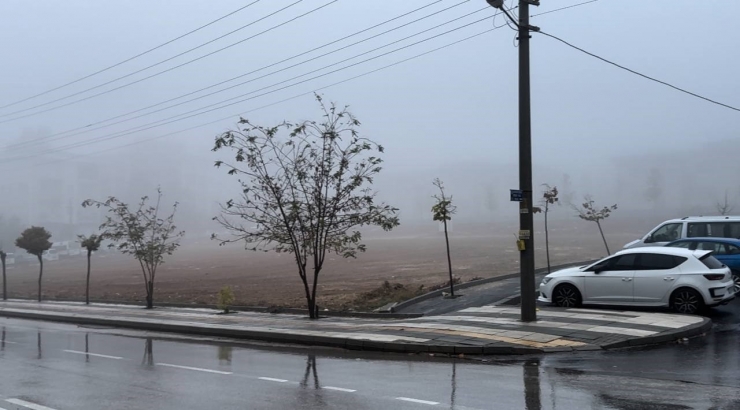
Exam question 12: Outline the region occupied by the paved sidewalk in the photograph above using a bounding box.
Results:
[0,300,710,355]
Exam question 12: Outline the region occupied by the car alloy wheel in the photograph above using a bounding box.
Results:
[554,285,580,308]
[733,273,740,295]
[672,289,701,314]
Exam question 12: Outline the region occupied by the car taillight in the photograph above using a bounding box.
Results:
[703,274,725,281]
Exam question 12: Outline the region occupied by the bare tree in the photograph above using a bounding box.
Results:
[573,195,618,255]
[645,168,663,205]
[78,234,103,305]
[0,250,6,301]
[15,227,52,302]
[540,185,559,273]
[560,173,575,206]
[0,215,21,301]
[82,189,184,309]
[432,178,457,297]
[211,95,399,319]
[716,190,735,216]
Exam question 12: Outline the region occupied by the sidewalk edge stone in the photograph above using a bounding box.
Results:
[602,317,712,349]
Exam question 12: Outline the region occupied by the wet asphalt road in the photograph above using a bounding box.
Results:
[1,301,739,410]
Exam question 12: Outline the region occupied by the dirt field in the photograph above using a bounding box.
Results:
[3,217,648,310]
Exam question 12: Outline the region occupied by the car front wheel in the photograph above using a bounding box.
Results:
[553,284,582,308]
[670,288,704,314]
[732,271,740,295]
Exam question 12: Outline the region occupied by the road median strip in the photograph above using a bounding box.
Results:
[0,300,712,355]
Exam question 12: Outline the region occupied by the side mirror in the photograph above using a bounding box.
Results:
[591,263,607,273]
[644,234,654,244]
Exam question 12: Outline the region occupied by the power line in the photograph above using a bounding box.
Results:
[0,0,264,111]
[537,31,740,113]
[2,0,459,151]
[3,1,609,165]
[11,28,501,168]
[2,17,502,164]
[531,0,599,17]
[6,4,484,151]
[0,0,336,121]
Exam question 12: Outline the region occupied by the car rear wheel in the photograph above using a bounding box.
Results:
[670,288,704,314]
[553,284,582,308]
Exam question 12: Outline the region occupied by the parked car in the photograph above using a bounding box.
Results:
[623,216,740,249]
[538,247,735,314]
[665,237,740,294]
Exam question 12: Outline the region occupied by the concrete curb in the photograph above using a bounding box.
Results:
[6,298,423,320]
[0,308,538,355]
[392,260,597,312]
[601,316,713,349]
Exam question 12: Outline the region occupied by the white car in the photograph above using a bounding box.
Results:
[538,247,736,314]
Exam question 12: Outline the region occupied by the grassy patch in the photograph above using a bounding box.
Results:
[340,276,464,312]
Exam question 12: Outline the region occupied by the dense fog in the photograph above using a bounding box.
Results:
[1,0,739,248]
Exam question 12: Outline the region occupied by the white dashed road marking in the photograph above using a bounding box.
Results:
[258,377,289,383]
[322,386,356,392]
[5,398,58,410]
[63,350,124,360]
[396,397,440,405]
[1,341,17,344]
[155,363,232,375]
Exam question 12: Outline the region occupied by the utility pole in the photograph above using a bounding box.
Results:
[486,0,539,322]
[518,0,539,323]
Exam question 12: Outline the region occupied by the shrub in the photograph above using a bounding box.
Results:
[217,286,235,314]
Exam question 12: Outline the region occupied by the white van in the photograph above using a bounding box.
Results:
[624,216,740,249]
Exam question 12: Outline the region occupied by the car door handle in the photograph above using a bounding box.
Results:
[663,277,675,281]
[622,278,632,282]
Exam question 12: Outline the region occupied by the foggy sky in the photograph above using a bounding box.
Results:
[1,0,739,237]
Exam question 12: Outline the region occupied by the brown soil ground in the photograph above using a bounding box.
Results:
[3,218,646,310]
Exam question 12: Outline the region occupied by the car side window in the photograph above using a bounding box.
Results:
[708,223,731,238]
[727,245,740,255]
[648,223,682,243]
[697,241,727,255]
[612,254,637,271]
[730,223,740,239]
[669,241,692,249]
[588,255,626,271]
[687,223,708,238]
[638,253,686,270]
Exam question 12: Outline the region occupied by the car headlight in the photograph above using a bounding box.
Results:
[541,277,553,285]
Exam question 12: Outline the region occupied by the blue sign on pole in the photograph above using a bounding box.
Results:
[510,189,523,202]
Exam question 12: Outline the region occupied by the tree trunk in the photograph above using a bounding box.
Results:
[37,255,43,302]
[1,254,6,301]
[306,293,316,320]
[86,250,92,305]
[298,266,314,319]
[443,218,454,297]
[309,269,321,320]
[545,207,551,274]
[596,221,610,255]
[146,280,154,309]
